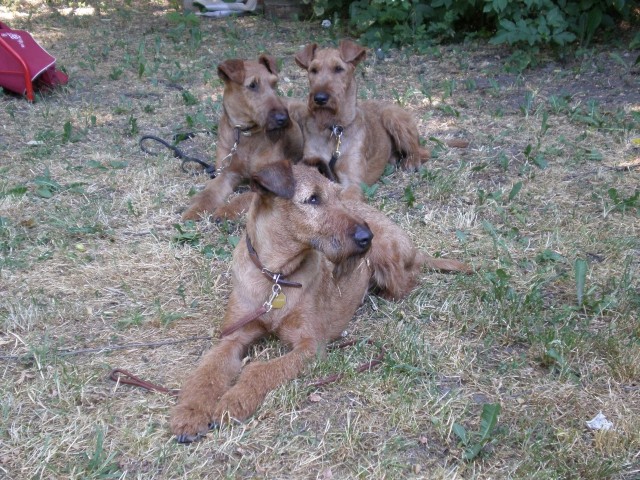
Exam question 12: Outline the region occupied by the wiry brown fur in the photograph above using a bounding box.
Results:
[290,39,467,195]
[182,55,303,221]
[170,162,471,443]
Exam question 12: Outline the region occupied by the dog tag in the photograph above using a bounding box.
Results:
[271,292,286,309]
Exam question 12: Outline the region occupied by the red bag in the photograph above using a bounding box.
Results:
[0,21,68,101]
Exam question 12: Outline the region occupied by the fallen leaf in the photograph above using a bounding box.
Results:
[309,393,322,403]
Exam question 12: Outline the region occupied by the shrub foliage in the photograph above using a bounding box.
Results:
[304,0,638,68]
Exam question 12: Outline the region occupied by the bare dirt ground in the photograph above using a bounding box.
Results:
[0,1,638,479]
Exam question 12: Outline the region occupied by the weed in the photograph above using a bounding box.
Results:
[80,426,121,478]
[453,403,501,461]
[182,90,199,106]
[403,185,416,208]
[360,182,379,202]
[172,221,200,246]
[127,115,139,136]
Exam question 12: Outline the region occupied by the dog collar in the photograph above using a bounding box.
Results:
[234,124,261,137]
[245,235,303,288]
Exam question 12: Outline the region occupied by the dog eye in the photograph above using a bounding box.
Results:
[247,80,258,90]
[309,67,318,74]
[304,194,320,205]
[334,65,344,73]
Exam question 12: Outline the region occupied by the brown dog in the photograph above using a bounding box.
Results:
[291,39,466,195]
[170,161,471,442]
[182,55,303,221]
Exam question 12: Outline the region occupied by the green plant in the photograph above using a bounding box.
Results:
[182,90,199,106]
[81,426,121,478]
[127,115,139,136]
[361,182,379,201]
[574,258,588,307]
[172,221,200,246]
[304,1,636,68]
[33,169,62,199]
[453,403,501,460]
[605,188,639,216]
[403,185,416,208]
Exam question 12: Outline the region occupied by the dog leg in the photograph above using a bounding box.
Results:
[212,191,255,222]
[170,322,264,442]
[212,336,319,423]
[182,171,242,221]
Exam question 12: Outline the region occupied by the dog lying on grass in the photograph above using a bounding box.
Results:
[170,161,471,443]
[182,55,303,221]
[291,39,467,195]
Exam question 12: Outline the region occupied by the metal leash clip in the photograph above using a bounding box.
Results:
[263,277,283,312]
[330,124,344,160]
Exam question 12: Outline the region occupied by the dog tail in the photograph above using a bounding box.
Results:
[419,252,474,274]
[419,138,469,164]
[444,138,469,149]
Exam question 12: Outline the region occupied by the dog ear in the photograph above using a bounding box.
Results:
[303,157,337,183]
[294,43,318,70]
[217,59,246,84]
[339,39,366,66]
[252,160,295,199]
[258,54,279,74]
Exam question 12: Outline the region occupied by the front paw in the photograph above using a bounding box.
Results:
[212,386,262,424]
[170,403,216,444]
[181,204,208,221]
[400,157,421,172]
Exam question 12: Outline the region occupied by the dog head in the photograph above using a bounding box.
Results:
[218,55,290,132]
[251,161,373,265]
[294,39,366,120]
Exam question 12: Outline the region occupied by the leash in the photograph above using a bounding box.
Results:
[139,125,256,178]
[139,132,217,178]
[109,368,179,396]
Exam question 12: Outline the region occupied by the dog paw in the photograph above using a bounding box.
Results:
[212,388,260,424]
[181,207,204,222]
[400,159,421,172]
[174,422,220,444]
[170,404,215,443]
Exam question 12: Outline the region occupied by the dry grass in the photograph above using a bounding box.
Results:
[1,1,639,479]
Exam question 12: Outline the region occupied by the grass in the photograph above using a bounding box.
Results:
[0,1,639,479]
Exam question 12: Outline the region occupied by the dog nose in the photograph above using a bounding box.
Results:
[313,92,330,106]
[272,110,289,127]
[353,224,373,251]
[267,109,290,130]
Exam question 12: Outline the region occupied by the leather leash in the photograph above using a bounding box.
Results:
[109,368,179,396]
[139,132,217,178]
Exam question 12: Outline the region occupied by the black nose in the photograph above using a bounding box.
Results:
[313,92,329,106]
[353,224,373,251]
[272,111,289,127]
[267,109,290,130]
